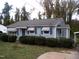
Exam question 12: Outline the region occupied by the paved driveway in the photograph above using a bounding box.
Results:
[37,51,79,59]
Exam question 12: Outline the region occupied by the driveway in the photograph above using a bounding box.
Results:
[37,51,79,59]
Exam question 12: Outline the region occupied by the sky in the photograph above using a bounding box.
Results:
[0,0,44,19]
[0,0,79,20]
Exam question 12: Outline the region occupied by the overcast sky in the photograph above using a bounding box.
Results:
[0,0,44,19]
[0,0,79,20]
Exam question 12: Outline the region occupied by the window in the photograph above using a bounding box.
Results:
[57,25,61,27]
[42,27,50,34]
[57,29,61,34]
[22,29,25,36]
[29,31,34,33]
[27,27,35,34]
[8,31,16,35]
[44,31,49,34]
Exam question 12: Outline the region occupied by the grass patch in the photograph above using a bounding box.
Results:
[76,36,79,44]
[0,41,73,59]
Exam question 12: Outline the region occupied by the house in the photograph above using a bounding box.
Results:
[0,24,7,33]
[7,18,70,38]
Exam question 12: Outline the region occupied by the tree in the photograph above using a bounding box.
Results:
[53,0,61,18]
[38,11,42,19]
[40,0,79,23]
[77,8,79,14]
[66,0,79,24]
[41,0,54,18]
[2,2,12,25]
[4,19,11,25]
[0,15,3,24]
[21,6,29,21]
[0,20,2,24]
[15,8,20,22]
[10,17,14,24]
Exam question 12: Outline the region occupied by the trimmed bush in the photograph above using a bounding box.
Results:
[8,35,17,42]
[19,36,35,44]
[0,33,17,42]
[25,36,35,44]
[19,36,74,48]
[19,36,46,45]
[0,33,8,42]
[34,36,46,45]
[45,38,58,47]
[19,36,27,44]
[57,37,74,48]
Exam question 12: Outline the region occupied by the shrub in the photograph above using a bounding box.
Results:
[8,35,17,42]
[0,33,17,42]
[45,38,58,47]
[19,36,34,44]
[25,36,35,44]
[57,37,74,48]
[19,36,74,48]
[0,33,8,42]
[19,36,27,44]
[34,36,46,45]
[19,36,46,45]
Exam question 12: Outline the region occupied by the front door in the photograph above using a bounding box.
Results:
[22,29,25,36]
[57,29,62,38]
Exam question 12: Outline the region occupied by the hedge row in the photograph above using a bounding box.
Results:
[19,36,74,48]
[0,34,74,48]
[0,33,17,42]
[19,36,46,45]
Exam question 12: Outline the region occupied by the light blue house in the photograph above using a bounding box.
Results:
[7,18,70,38]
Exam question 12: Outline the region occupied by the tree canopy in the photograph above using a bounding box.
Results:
[15,8,20,22]
[2,2,12,25]
[21,6,29,21]
[40,0,79,23]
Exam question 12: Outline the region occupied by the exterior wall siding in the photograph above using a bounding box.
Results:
[16,27,57,38]
[8,26,70,38]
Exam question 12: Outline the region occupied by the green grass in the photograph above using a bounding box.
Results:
[76,36,79,44]
[0,41,72,59]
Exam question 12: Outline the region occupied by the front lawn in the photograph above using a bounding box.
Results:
[0,41,73,59]
[76,36,79,44]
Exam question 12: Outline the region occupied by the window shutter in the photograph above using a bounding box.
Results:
[35,27,37,34]
[41,27,43,34]
[50,27,52,35]
[16,29,19,35]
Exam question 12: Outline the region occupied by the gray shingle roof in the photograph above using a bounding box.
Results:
[7,18,65,28]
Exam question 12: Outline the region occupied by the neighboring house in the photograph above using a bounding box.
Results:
[7,18,70,38]
[0,24,7,33]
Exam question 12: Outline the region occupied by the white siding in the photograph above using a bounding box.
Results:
[66,28,70,38]
[18,29,22,36]
[7,28,16,31]
[16,27,57,38]
[36,27,41,36]
[53,27,56,38]
[8,26,69,38]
